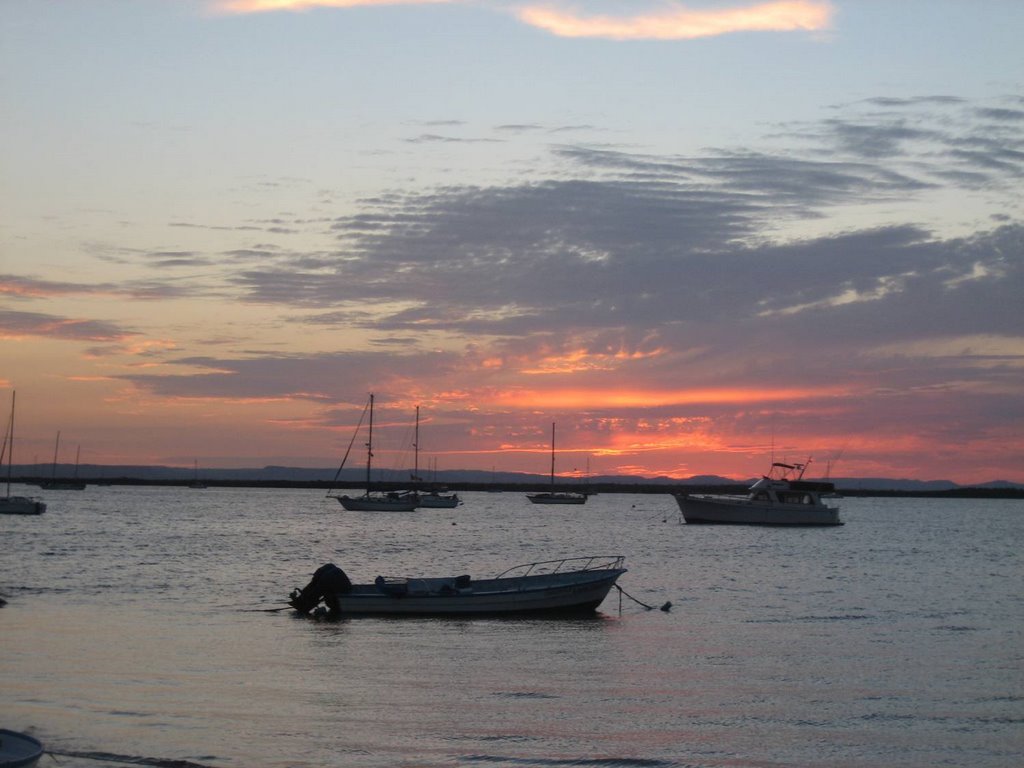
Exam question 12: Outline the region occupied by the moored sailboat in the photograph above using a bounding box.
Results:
[1,391,47,515]
[410,407,461,508]
[38,432,86,490]
[526,422,587,505]
[330,394,419,511]
[188,459,207,489]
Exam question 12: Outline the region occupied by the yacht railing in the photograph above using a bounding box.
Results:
[494,555,624,580]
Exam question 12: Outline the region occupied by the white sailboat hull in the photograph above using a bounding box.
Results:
[335,493,418,511]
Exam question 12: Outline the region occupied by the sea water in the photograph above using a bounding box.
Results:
[2,486,1022,767]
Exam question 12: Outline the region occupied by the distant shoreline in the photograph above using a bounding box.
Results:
[9,476,1024,499]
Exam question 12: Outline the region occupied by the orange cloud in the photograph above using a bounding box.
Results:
[490,385,848,410]
[516,0,834,40]
[209,0,834,43]
[0,282,50,299]
[515,339,669,375]
[212,0,449,13]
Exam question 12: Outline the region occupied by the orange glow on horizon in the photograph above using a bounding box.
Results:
[488,385,850,410]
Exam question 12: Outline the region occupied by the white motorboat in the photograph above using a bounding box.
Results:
[1,391,47,516]
[288,555,626,617]
[677,461,843,526]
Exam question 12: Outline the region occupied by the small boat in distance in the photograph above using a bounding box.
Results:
[0,728,44,768]
[38,432,86,490]
[0,391,47,516]
[330,394,419,511]
[188,459,207,489]
[676,460,843,526]
[288,555,626,617]
[418,489,462,508]
[527,422,587,505]
[408,407,460,508]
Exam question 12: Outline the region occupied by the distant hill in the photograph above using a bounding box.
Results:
[9,463,1022,491]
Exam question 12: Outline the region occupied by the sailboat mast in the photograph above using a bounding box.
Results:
[366,394,374,488]
[5,391,13,496]
[550,422,555,486]
[51,431,61,479]
[414,405,420,486]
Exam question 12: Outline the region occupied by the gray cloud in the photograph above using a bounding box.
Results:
[1,273,188,301]
[861,96,966,108]
[32,94,1020,474]
[119,350,463,403]
[791,96,1024,185]
[0,308,135,342]
[405,134,503,144]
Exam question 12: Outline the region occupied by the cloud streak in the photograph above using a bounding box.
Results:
[515,0,834,41]
[0,309,136,343]
[214,0,450,13]
[211,0,835,41]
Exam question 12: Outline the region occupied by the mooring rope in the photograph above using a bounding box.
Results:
[47,750,214,767]
[615,583,671,612]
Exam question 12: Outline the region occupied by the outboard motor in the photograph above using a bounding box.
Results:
[289,563,352,616]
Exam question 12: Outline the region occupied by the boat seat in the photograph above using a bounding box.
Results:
[374,575,474,596]
[375,576,409,596]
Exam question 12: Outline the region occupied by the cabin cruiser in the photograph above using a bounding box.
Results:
[676,461,843,526]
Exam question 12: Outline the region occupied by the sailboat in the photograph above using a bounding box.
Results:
[526,423,587,505]
[0,391,47,515]
[331,394,419,511]
[486,466,503,492]
[38,431,86,490]
[411,406,461,508]
[188,459,207,489]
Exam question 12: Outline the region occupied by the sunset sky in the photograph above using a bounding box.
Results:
[2,0,1022,484]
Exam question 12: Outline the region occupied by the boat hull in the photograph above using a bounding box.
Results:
[335,570,624,616]
[289,557,627,617]
[527,493,587,505]
[0,496,47,515]
[418,493,461,508]
[0,729,43,768]
[335,494,418,511]
[676,494,843,526]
